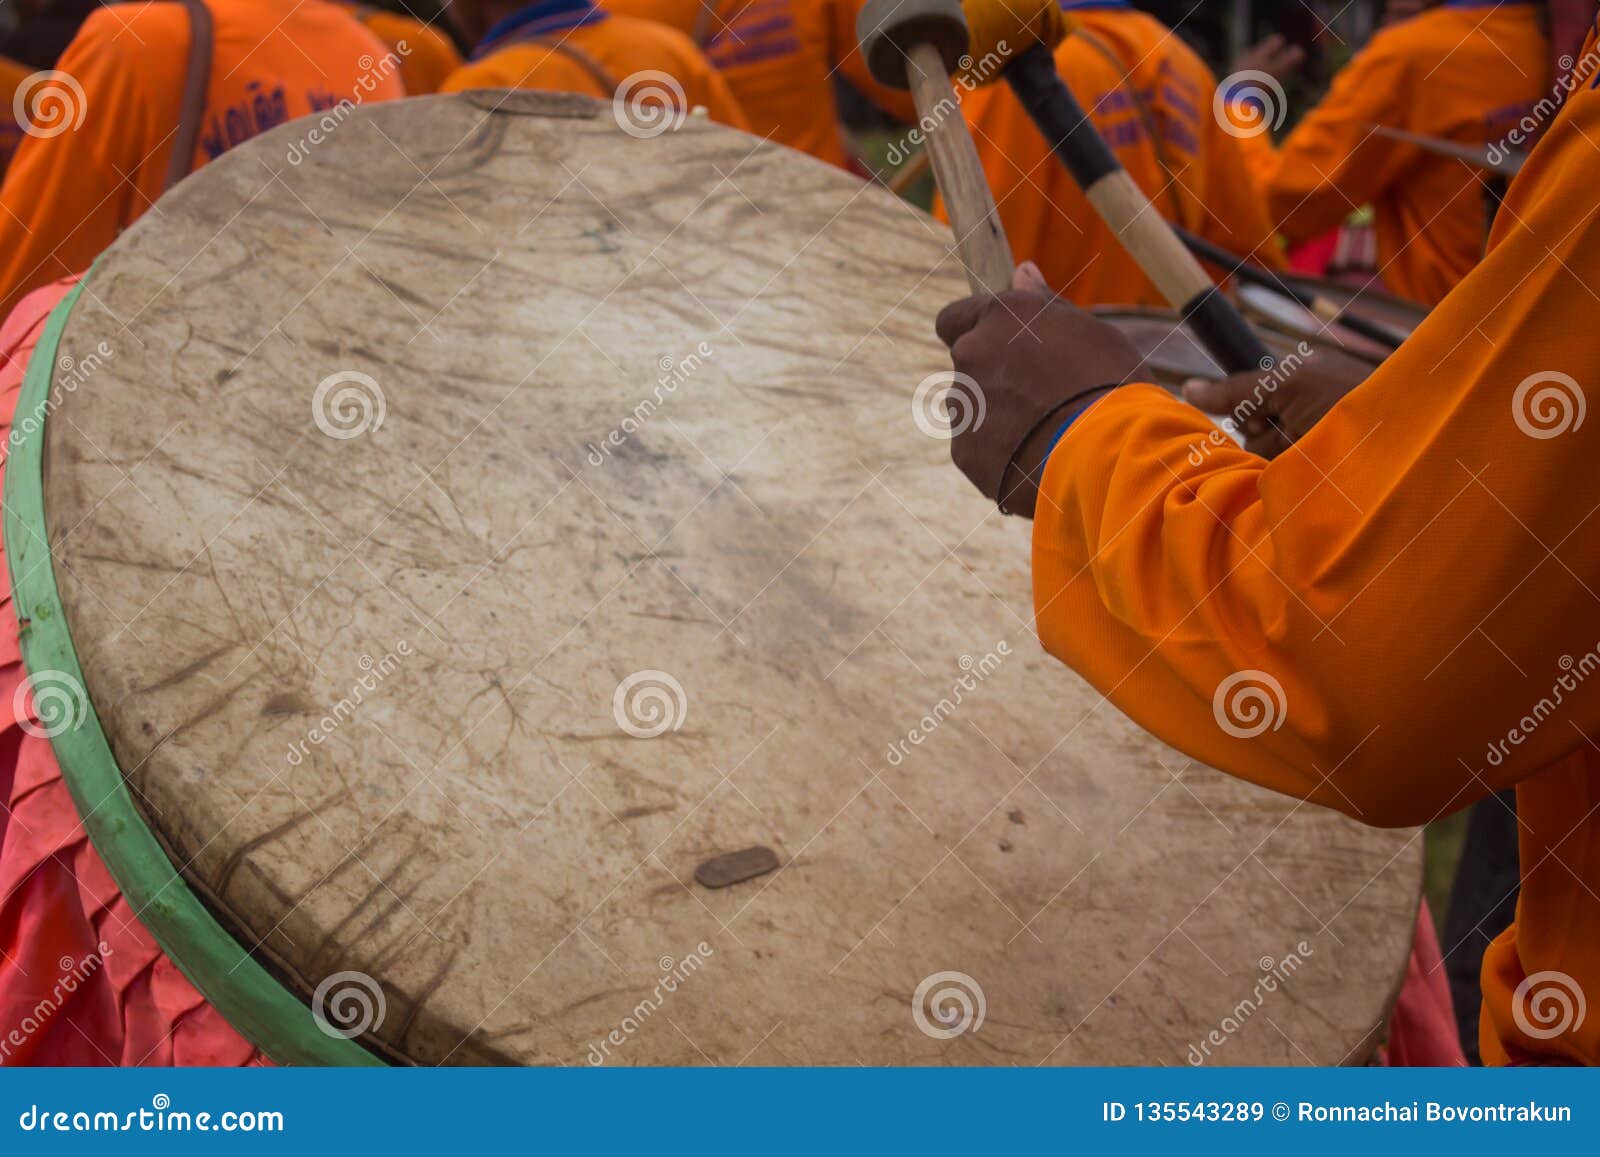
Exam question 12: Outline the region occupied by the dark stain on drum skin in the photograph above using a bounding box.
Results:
[616,803,676,821]
[215,792,349,898]
[363,269,432,311]
[391,947,461,1051]
[136,641,238,695]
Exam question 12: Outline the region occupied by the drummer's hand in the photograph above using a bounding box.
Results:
[1182,346,1372,459]
[934,263,1141,519]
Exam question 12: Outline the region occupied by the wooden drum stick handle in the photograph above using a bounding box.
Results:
[905,41,1014,297]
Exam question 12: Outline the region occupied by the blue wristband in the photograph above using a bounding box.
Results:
[1043,388,1111,457]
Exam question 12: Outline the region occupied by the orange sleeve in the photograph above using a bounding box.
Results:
[0,17,173,320]
[1029,91,1600,829]
[1264,30,1419,245]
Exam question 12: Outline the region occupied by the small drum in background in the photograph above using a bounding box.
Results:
[1279,274,1429,343]
[1235,284,1395,365]
[1092,306,1311,391]
[8,92,1422,1067]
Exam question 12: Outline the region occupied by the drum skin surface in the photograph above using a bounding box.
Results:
[26,92,1419,1066]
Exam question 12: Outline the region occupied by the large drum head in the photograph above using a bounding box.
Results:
[11,92,1419,1066]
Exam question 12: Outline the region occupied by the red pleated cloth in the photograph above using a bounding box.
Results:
[0,277,265,1067]
[1381,903,1469,1067]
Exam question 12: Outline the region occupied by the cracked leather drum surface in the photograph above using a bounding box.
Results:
[37,91,1419,1065]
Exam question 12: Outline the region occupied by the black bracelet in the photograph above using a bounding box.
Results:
[996,383,1122,515]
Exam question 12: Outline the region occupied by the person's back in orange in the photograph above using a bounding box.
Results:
[332,1,464,94]
[1263,2,1548,305]
[948,7,1281,306]
[0,0,405,321]
[603,0,850,164]
[1058,2,1284,278]
[439,0,749,131]
[948,36,1158,305]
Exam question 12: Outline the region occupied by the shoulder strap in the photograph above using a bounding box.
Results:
[690,0,722,49]
[165,0,214,193]
[529,35,620,93]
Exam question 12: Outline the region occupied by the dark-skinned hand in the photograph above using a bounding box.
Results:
[1182,344,1372,458]
[935,263,1142,519]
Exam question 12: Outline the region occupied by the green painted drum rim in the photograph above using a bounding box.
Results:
[3,275,386,1067]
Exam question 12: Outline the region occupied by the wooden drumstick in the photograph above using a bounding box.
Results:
[1001,43,1275,374]
[856,0,1013,297]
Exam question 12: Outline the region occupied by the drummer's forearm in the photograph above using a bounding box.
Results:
[1028,306,1600,828]
[1026,384,1438,825]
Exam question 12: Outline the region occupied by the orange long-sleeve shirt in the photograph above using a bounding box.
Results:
[0,0,404,323]
[335,2,464,95]
[948,10,1282,307]
[1264,2,1547,305]
[440,0,748,131]
[1029,20,1600,1067]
